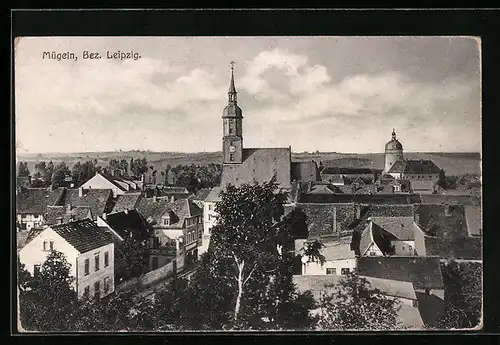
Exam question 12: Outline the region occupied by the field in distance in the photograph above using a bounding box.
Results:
[16,151,481,177]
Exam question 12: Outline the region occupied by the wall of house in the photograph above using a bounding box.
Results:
[81,174,124,197]
[116,259,175,292]
[364,242,384,257]
[203,201,218,236]
[76,243,115,299]
[391,240,416,256]
[17,214,44,231]
[302,258,357,276]
[19,228,80,280]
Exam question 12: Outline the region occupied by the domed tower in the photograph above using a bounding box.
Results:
[222,62,243,164]
[384,129,404,173]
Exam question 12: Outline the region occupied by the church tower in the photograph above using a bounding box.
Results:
[222,62,243,164]
[384,129,404,173]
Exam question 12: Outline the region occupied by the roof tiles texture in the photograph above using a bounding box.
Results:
[16,188,65,214]
[62,189,113,219]
[357,256,444,290]
[111,193,142,213]
[388,160,441,174]
[50,219,113,253]
[44,206,92,225]
[104,209,152,240]
[296,203,358,237]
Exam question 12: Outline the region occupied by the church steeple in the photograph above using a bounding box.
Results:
[222,61,243,164]
[392,128,396,140]
[228,61,237,104]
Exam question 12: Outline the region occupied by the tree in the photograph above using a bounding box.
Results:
[317,271,402,331]
[51,162,71,188]
[209,177,288,324]
[114,237,148,282]
[437,260,482,329]
[17,161,30,177]
[19,251,78,331]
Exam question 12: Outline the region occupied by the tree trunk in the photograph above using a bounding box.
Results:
[234,263,244,322]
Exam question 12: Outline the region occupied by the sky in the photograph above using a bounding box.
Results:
[14,36,481,154]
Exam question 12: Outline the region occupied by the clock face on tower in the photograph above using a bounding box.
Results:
[229,145,236,153]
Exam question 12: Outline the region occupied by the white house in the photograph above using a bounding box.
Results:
[81,171,141,198]
[199,186,222,257]
[18,219,115,300]
[300,236,357,276]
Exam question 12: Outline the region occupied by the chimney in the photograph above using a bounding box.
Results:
[153,195,157,202]
[78,187,83,198]
[102,213,107,220]
[66,204,72,214]
[170,195,175,202]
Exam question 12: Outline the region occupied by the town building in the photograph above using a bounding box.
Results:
[16,188,65,231]
[80,171,143,198]
[382,129,442,194]
[110,192,143,213]
[18,219,115,300]
[136,197,203,271]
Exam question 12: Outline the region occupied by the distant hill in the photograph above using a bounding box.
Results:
[16,151,481,176]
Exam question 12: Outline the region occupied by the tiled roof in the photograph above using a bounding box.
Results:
[359,222,375,256]
[104,209,152,240]
[17,230,30,250]
[321,167,380,175]
[363,204,415,218]
[221,147,292,188]
[137,197,201,227]
[293,275,417,301]
[16,188,65,214]
[388,160,441,174]
[321,237,355,260]
[162,187,190,195]
[205,186,223,202]
[192,188,212,201]
[424,237,481,260]
[419,194,481,206]
[296,203,358,237]
[111,192,142,213]
[357,256,444,290]
[44,205,92,226]
[410,180,435,191]
[414,204,469,239]
[62,189,113,219]
[323,174,344,184]
[298,193,421,204]
[464,205,482,236]
[50,219,113,253]
[97,171,129,191]
[370,216,416,240]
[291,161,319,182]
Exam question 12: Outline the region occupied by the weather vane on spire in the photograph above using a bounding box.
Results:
[230,61,235,70]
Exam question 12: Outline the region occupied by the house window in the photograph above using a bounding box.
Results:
[104,252,109,268]
[43,241,49,251]
[33,264,41,277]
[84,258,90,275]
[341,268,350,275]
[208,204,213,211]
[370,251,376,256]
[412,299,419,308]
[152,256,159,270]
[326,268,336,275]
[104,277,110,293]
[94,253,100,272]
[83,286,90,298]
[94,281,101,300]
[408,245,413,251]
[229,154,234,162]
[50,241,54,251]
[402,246,405,251]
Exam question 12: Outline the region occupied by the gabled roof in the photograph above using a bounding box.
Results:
[324,174,344,184]
[162,187,190,195]
[298,193,421,204]
[96,171,129,191]
[414,204,469,239]
[221,147,292,188]
[103,209,152,240]
[111,192,142,213]
[205,186,223,202]
[192,188,212,201]
[388,160,441,174]
[136,197,201,227]
[419,194,481,206]
[49,219,113,253]
[321,237,355,260]
[370,216,416,241]
[24,227,44,246]
[62,189,113,219]
[293,275,417,301]
[424,236,481,260]
[357,256,444,290]
[16,188,65,214]
[44,205,92,226]
[363,204,415,218]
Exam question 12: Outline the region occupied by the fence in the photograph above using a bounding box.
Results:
[116,260,175,293]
